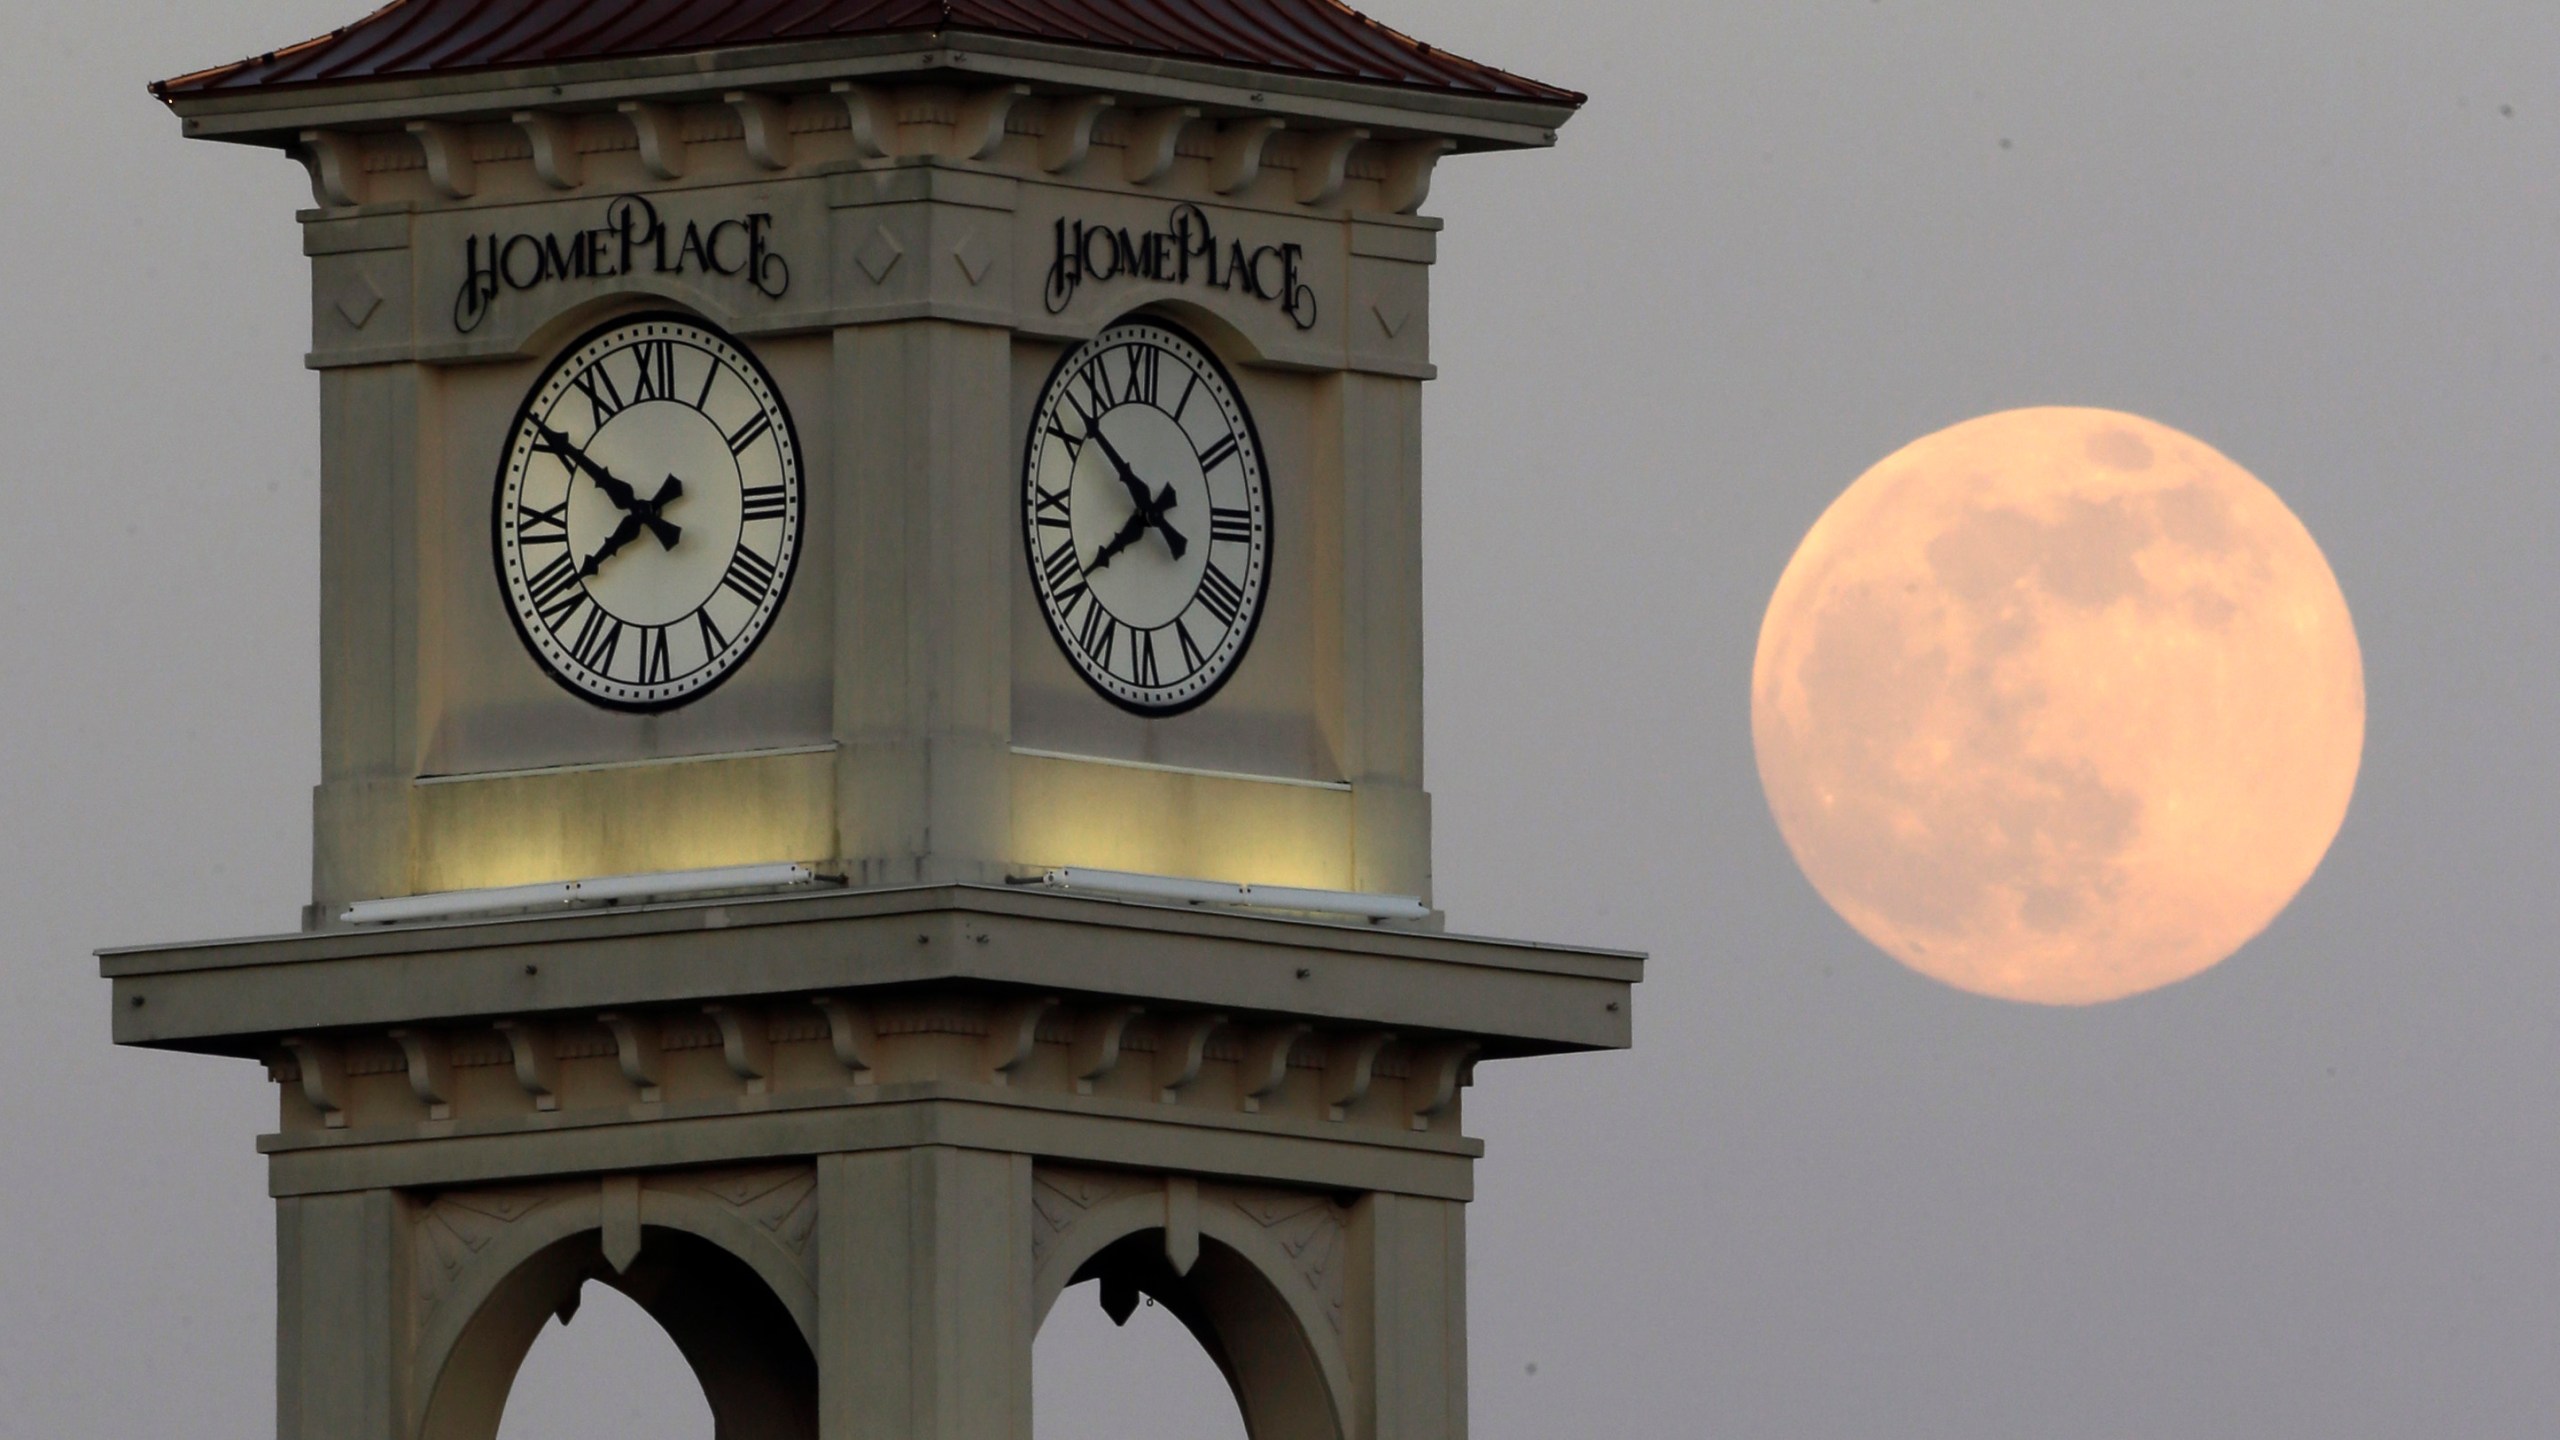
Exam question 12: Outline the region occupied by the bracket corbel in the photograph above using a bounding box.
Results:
[1379,138,1457,215]
[1406,1040,1480,1130]
[281,1036,347,1128]
[1040,94,1114,173]
[810,996,879,1083]
[1240,1022,1312,1113]
[705,1003,771,1095]
[950,84,1030,160]
[493,1019,558,1112]
[1210,118,1285,194]
[513,111,583,188]
[1122,106,1200,185]
[598,1012,662,1103]
[726,92,795,169]
[1152,1014,1227,1102]
[405,121,476,198]
[1295,129,1368,205]
[832,82,896,158]
[297,130,366,207]
[1325,1031,1394,1121]
[618,101,686,180]
[387,1026,454,1120]
[984,996,1062,1086]
[1070,1005,1144,1094]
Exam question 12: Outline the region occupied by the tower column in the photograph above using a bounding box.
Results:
[833,313,1022,885]
[276,1188,408,1440]
[819,1147,1037,1440]
[1354,1192,1470,1440]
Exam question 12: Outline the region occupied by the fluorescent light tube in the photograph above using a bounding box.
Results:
[1036,867,1431,922]
[340,863,820,925]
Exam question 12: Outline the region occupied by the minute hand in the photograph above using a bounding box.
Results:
[1088,424,1187,560]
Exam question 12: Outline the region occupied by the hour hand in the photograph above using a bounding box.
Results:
[578,512,647,579]
[572,477,685,579]
[1087,511,1152,572]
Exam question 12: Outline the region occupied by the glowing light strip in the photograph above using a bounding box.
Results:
[1034,867,1432,922]
[340,863,821,925]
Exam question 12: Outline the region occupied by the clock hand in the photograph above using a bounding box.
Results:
[531,421,687,552]
[578,512,648,580]
[1090,486,1182,575]
[533,422,648,513]
[1084,416,1190,560]
[534,422,684,551]
[635,475,683,551]
[573,477,687,579]
[1087,510,1153,572]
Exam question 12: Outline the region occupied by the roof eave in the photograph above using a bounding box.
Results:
[160,29,1581,152]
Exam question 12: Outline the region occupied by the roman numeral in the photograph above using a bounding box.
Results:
[568,607,622,673]
[1135,629,1162,687]
[1061,387,1098,440]
[530,428,579,468]
[1175,618,1208,673]
[1032,485,1072,530]
[516,499,570,544]
[572,365,626,427]
[1197,433,1239,473]
[1197,560,1245,628]
[1041,540,1083,593]
[1172,369,1199,421]
[1209,506,1252,544]
[636,626,673,685]
[1045,419,1085,457]
[1077,603,1116,671]
[629,340,677,404]
[695,607,730,658]
[1125,345,1161,406]
[721,545,779,602]
[727,411,774,456]
[526,554,586,627]
[1081,357,1117,411]
[740,485,788,522]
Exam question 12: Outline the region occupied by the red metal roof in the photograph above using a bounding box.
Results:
[153,0,1580,105]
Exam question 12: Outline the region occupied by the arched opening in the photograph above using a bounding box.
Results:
[423,1226,816,1440]
[1037,1265,1246,1439]
[497,1282,711,1439]
[1035,1232,1337,1440]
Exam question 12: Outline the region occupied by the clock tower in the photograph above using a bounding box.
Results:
[109,4,1640,1437]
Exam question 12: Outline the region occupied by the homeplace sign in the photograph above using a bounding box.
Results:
[1046,203,1318,329]
[453,195,791,332]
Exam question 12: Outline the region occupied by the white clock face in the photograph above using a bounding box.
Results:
[1022,318,1272,715]
[495,313,802,711]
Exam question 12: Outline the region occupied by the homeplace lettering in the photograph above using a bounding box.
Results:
[452,195,790,332]
[1045,203,1317,329]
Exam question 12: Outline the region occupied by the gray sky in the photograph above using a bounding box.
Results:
[4,3,2555,1437]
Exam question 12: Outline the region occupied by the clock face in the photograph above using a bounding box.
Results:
[494,313,803,711]
[1022,318,1272,716]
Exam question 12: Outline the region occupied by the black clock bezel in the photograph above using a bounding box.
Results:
[490,308,806,715]
[1020,313,1275,719]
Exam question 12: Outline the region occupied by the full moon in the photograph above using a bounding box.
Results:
[1752,408,2364,1004]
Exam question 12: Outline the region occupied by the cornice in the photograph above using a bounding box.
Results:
[163,33,1578,152]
